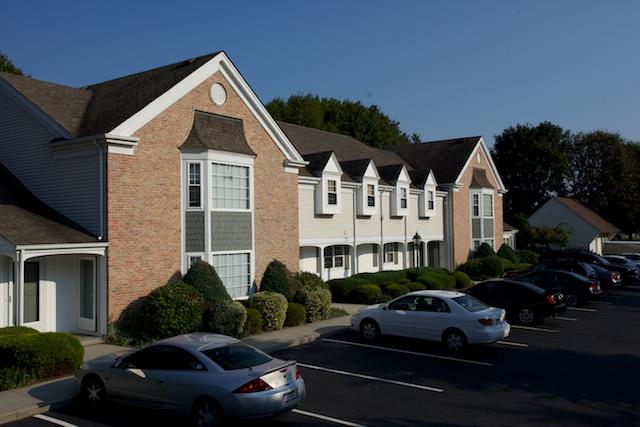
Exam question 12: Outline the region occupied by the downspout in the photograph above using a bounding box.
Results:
[15,250,23,326]
[380,191,384,272]
[352,189,358,275]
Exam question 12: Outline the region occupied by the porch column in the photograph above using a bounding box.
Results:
[98,254,108,335]
[15,250,24,326]
[350,245,357,276]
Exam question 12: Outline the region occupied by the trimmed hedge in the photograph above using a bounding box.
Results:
[251,292,288,331]
[285,303,307,327]
[457,256,505,281]
[207,301,247,338]
[417,271,456,290]
[0,327,38,338]
[385,284,410,298]
[0,331,84,391]
[517,249,539,264]
[475,242,496,258]
[328,277,370,302]
[143,281,202,338]
[261,260,298,301]
[183,261,231,305]
[497,244,519,263]
[353,284,382,304]
[295,272,329,290]
[243,308,262,337]
[406,282,426,291]
[294,286,331,322]
[451,271,472,289]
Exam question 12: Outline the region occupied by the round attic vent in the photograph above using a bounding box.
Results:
[210,83,227,106]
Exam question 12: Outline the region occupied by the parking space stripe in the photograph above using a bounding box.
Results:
[555,316,578,321]
[292,409,369,427]
[298,362,444,392]
[567,307,596,312]
[510,325,558,333]
[33,414,79,427]
[321,338,492,366]
[496,340,529,347]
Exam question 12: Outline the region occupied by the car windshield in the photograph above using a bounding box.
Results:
[453,295,489,312]
[201,343,272,371]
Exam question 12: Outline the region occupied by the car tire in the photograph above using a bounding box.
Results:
[360,319,380,341]
[443,329,467,353]
[565,293,579,307]
[517,307,537,325]
[80,374,107,407]
[192,398,223,427]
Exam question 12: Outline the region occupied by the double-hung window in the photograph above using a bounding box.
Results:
[212,253,251,299]
[327,180,338,205]
[384,243,398,264]
[427,191,434,210]
[212,163,249,210]
[400,188,408,209]
[324,246,346,269]
[188,163,202,208]
[367,184,375,207]
[471,191,494,250]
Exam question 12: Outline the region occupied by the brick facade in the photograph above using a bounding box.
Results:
[451,147,504,267]
[106,72,299,318]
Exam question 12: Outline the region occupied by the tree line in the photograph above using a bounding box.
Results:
[492,122,640,235]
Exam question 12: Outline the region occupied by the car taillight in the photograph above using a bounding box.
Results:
[478,318,494,326]
[295,366,302,379]
[546,294,556,305]
[233,378,273,393]
[612,273,621,282]
[590,282,600,292]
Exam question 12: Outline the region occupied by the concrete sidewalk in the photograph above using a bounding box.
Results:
[0,304,363,425]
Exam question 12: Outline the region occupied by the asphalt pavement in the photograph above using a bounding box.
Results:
[5,290,640,427]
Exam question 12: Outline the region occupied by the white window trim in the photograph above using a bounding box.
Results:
[383,243,399,264]
[357,179,379,216]
[391,184,410,217]
[211,162,252,212]
[470,189,495,250]
[324,246,349,270]
[211,250,254,300]
[185,253,205,268]
[185,161,204,211]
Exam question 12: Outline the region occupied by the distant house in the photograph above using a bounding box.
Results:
[528,197,619,255]
[503,222,518,249]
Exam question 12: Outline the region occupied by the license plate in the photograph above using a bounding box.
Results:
[284,390,298,403]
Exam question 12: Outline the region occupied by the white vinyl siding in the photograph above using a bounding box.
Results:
[212,253,251,299]
[0,91,102,235]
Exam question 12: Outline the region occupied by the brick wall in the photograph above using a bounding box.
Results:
[106,72,299,318]
[451,147,504,267]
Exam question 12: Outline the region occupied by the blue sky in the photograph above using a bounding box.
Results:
[2,0,639,145]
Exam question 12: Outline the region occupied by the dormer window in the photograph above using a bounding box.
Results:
[367,184,375,207]
[327,180,338,205]
[418,170,437,218]
[389,165,411,217]
[400,188,408,209]
[427,191,434,210]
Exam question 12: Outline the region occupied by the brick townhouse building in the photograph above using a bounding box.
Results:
[0,51,508,335]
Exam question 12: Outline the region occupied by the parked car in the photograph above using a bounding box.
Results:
[589,263,623,288]
[622,253,640,262]
[76,334,305,426]
[530,260,597,280]
[465,279,566,324]
[351,290,510,352]
[540,250,640,284]
[517,270,602,307]
[605,255,640,270]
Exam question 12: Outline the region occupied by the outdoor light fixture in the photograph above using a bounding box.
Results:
[412,232,422,276]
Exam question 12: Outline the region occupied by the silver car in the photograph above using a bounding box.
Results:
[75,333,305,426]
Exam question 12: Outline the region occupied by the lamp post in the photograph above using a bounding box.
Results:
[412,232,422,277]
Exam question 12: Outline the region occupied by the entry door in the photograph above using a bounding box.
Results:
[77,258,96,332]
[22,261,41,330]
[0,259,9,327]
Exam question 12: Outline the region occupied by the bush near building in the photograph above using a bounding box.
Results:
[294,286,332,322]
[451,271,472,289]
[497,244,519,263]
[243,308,263,337]
[183,260,231,305]
[285,303,307,327]
[0,328,83,391]
[516,249,540,264]
[143,281,203,339]
[207,301,247,338]
[250,292,288,331]
[475,242,496,258]
[260,260,299,301]
[352,284,383,304]
[457,256,505,281]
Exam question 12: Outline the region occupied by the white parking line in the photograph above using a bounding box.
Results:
[510,325,558,333]
[298,362,443,393]
[292,409,369,427]
[321,338,492,366]
[568,307,596,312]
[33,414,79,427]
[496,340,529,348]
[555,316,578,322]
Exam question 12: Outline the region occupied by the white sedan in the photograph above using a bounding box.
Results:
[350,290,510,352]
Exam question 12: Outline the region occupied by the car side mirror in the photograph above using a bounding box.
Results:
[127,368,146,379]
[382,304,389,310]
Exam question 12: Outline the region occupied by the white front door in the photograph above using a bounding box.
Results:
[0,259,9,328]
[22,261,41,330]
[77,258,96,332]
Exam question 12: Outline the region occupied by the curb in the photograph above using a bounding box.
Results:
[245,324,351,354]
[0,387,74,426]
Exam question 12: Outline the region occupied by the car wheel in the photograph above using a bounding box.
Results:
[565,293,579,307]
[80,375,107,407]
[192,398,223,427]
[443,329,467,353]
[517,307,536,324]
[360,319,380,341]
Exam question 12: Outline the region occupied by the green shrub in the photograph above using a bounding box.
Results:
[183,261,231,305]
[328,277,369,302]
[475,242,496,258]
[497,244,519,263]
[385,284,410,298]
[517,249,539,264]
[285,303,307,327]
[406,282,426,291]
[294,286,331,322]
[481,256,504,279]
[143,282,202,338]
[207,301,247,338]
[295,272,329,290]
[513,263,532,272]
[251,292,288,331]
[0,332,83,391]
[352,270,408,285]
[243,308,262,336]
[417,272,456,290]
[0,327,38,337]
[379,294,393,303]
[501,258,516,271]
[457,259,483,280]
[398,278,411,284]
[260,260,298,301]
[353,284,382,304]
[451,271,472,289]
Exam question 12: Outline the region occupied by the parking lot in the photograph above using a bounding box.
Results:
[6,289,640,427]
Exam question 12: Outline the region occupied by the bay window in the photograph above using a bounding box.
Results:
[471,191,494,250]
[212,163,250,210]
[212,253,251,299]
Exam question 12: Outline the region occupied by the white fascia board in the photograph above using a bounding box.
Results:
[0,78,72,138]
[397,165,411,184]
[425,169,437,186]
[50,133,140,157]
[323,153,344,175]
[342,181,359,189]
[109,52,305,165]
[15,242,109,251]
[298,176,321,185]
[436,190,448,198]
[364,160,381,180]
[454,138,507,192]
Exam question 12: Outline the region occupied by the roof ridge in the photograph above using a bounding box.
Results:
[0,71,92,93]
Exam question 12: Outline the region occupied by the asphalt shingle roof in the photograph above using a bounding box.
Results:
[181,111,255,155]
[555,197,619,234]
